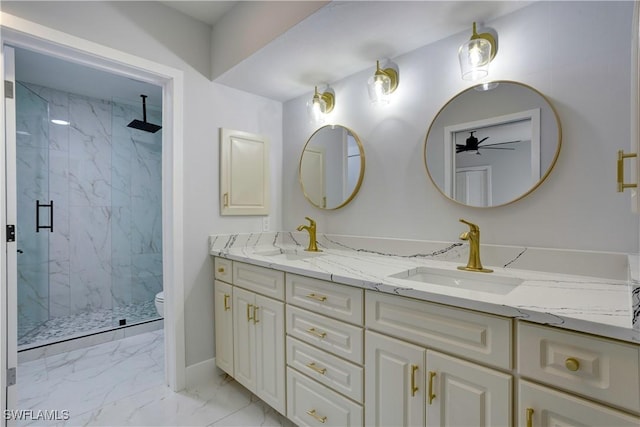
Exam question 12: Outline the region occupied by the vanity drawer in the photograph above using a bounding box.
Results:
[287,305,363,364]
[365,291,512,370]
[233,261,285,300]
[286,274,363,325]
[518,322,640,413]
[214,257,233,283]
[287,367,363,427]
[287,336,364,403]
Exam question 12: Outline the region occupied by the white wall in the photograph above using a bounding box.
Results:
[1,1,283,367]
[283,1,638,254]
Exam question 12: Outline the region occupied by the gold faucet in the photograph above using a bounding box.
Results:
[297,217,322,252]
[457,219,493,273]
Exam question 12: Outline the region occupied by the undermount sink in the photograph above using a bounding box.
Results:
[388,266,523,295]
[255,249,324,261]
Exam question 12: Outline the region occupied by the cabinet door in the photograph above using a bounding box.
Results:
[219,128,269,215]
[233,287,256,390]
[214,281,234,375]
[254,294,286,415]
[365,330,425,427]
[518,380,640,426]
[426,350,511,427]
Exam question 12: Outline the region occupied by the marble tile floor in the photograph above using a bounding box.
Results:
[17,329,295,427]
[19,300,160,349]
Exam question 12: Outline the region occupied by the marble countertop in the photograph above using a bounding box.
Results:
[209,232,639,345]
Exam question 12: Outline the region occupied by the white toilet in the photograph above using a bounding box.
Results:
[154,291,164,317]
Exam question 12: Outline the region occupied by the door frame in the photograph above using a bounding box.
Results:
[0,11,186,405]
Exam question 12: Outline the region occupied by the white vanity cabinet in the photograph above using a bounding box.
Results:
[516,322,640,425]
[285,273,364,426]
[213,259,286,415]
[364,290,513,427]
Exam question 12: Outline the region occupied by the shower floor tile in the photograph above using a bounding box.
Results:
[18,299,160,349]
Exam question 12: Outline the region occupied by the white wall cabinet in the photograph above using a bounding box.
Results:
[219,128,270,216]
[365,330,425,427]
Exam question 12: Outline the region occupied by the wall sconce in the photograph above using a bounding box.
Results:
[367,60,399,105]
[458,22,497,81]
[307,85,335,124]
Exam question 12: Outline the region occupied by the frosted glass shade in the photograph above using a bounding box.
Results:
[367,73,391,105]
[458,38,492,81]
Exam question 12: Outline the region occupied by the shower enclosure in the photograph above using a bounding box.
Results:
[16,81,163,349]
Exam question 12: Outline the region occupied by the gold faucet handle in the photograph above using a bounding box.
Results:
[459,218,479,232]
[304,216,316,227]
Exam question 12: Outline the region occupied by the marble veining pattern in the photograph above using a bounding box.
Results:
[17,330,293,427]
[210,232,638,343]
[18,299,159,349]
[16,82,163,342]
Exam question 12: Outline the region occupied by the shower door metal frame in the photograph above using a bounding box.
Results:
[1,44,19,425]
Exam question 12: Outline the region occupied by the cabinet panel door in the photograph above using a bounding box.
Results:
[233,287,256,390]
[214,281,234,375]
[426,350,512,427]
[518,380,640,426]
[220,128,269,215]
[365,330,425,427]
[255,295,286,415]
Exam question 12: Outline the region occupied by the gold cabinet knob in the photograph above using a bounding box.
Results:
[565,357,580,372]
[217,267,225,273]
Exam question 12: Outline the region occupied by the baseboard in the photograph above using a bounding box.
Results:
[185,357,220,388]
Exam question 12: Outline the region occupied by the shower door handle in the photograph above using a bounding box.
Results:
[36,200,53,233]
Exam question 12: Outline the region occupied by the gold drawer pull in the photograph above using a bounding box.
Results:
[617,150,637,192]
[410,364,419,396]
[223,192,229,207]
[306,327,327,339]
[428,371,436,404]
[565,357,580,372]
[253,306,259,324]
[217,267,225,273]
[306,409,326,424]
[246,304,254,321]
[526,408,534,427]
[223,294,231,311]
[307,362,326,375]
[306,293,327,302]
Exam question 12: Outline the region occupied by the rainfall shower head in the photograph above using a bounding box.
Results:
[127,94,161,133]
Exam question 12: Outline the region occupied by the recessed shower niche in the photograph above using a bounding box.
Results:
[14,47,164,349]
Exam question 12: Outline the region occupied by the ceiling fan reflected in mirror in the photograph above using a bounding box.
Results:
[456,131,521,154]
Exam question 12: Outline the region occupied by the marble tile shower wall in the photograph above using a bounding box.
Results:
[16,82,162,328]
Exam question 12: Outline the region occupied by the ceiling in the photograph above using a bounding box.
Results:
[12,1,533,106]
[210,1,534,101]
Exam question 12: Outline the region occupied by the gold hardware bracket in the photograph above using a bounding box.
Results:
[307,293,327,302]
[470,22,497,61]
[253,306,259,324]
[617,150,637,192]
[526,408,534,427]
[223,294,231,311]
[565,357,580,372]
[306,327,327,339]
[410,365,419,396]
[428,371,437,404]
[306,409,327,424]
[307,362,327,375]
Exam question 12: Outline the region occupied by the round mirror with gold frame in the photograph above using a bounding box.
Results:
[299,124,365,210]
[424,81,561,208]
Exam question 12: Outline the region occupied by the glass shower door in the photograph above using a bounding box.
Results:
[16,82,51,346]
